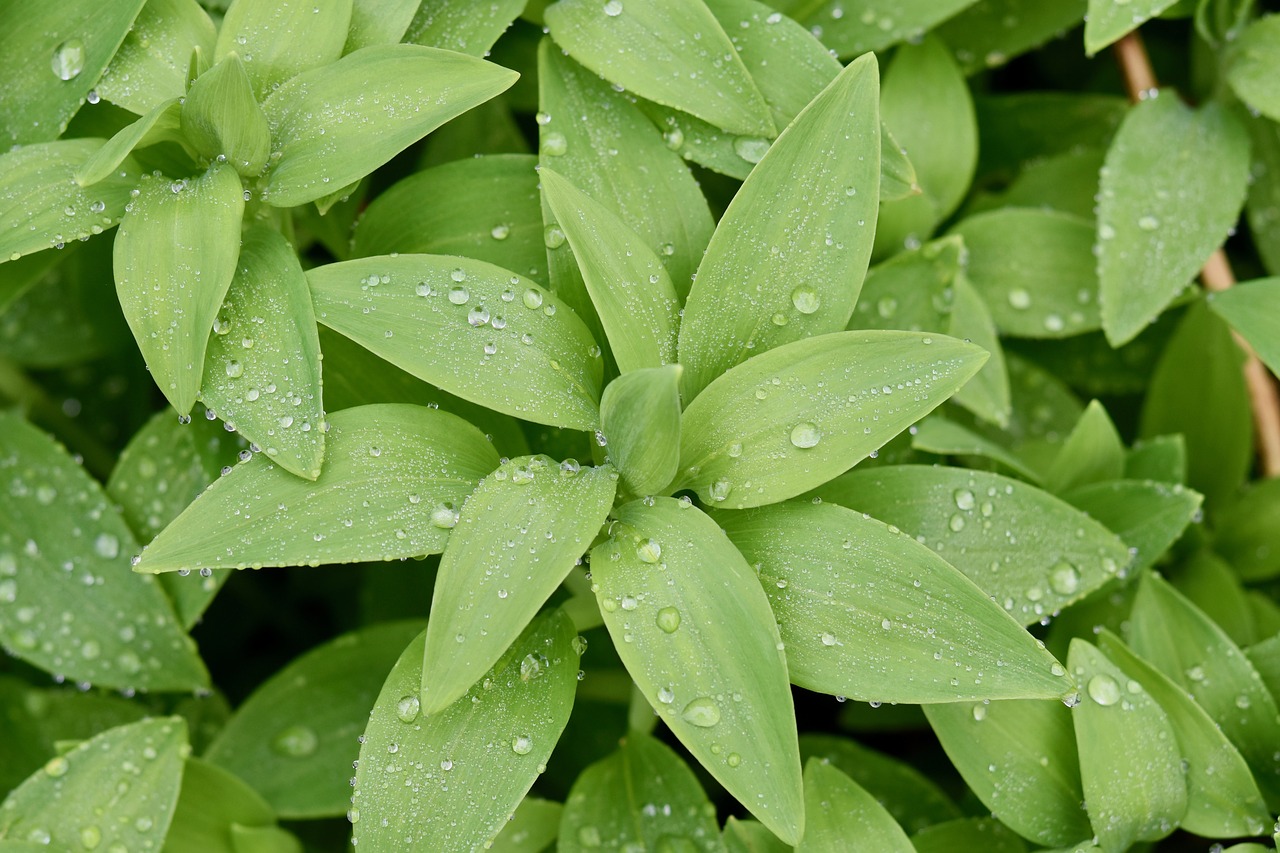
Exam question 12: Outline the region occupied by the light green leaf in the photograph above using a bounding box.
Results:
[75,99,184,188]
[1098,97,1250,345]
[938,0,1088,75]
[600,366,682,496]
[0,0,146,146]
[162,757,279,853]
[678,54,881,398]
[95,0,217,115]
[810,465,1131,626]
[0,139,140,262]
[132,404,499,572]
[490,797,562,853]
[951,208,1100,338]
[0,412,208,691]
[1227,15,1280,122]
[798,759,913,852]
[1208,277,1280,378]
[308,254,603,430]
[421,455,616,713]
[1139,301,1251,509]
[1062,479,1202,574]
[1069,639,1186,851]
[345,0,419,51]
[557,732,725,852]
[678,331,986,509]
[909,415,1045,483]
[352,154,546,284]
[721,501,1073,703]
[200,227,324,480]
[113,161,245,415]
[106,410,244,628]
[590,498,804,844]
[404,0,524,55]
[181,54,271,177]
[1085,0,1182,55]
[847,236,962,334]
[1245,115,1280,277]
[948,271,1012,427]
[261,44,517,208]
[1125,434,1186,484]
[214,0,352,100]
[911,818,1028,853]
[1096,630,1271,838]
[1045,400,1124,494]
[0,717,187,848]
[540,169,680,372]
[880,124,920,201]
[924,699,1090,847]
[1214,476,1280,581]
[545,0,773,138]
[351,612,579,850]
[724,817,788,853]
[204,621,424,818]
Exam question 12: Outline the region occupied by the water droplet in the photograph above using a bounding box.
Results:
[948,513,966,532]
[953,489,975,511]
[542,131,568,156]
[544,225,566,249]
[789,422,821,448]
[224,359,243,378]
[79,825,102,849]
[972,703,988,721]
[637,539,662,563]
[1049,561,1080,595]
[603,0,623,15]
[733,136,770,164]
[511,735,534,755]
[468,305,490,326]
[51,38,86,81]
[658,686,675,704]
[93,533,119,559]
[790,285,820,314]
[655,606,681,633]
[1007,288,1031,310]
[520,653,547,681]
[44,756,69,777]
[1087,674,1121,706]
[271,724,319,757]
[708,478,732,502]
[395,694,421,723]
[727,752,742,767]
[1138,215,1159,231]
[490,224,510,240]
[522,289,544,311]
[448,286,470,305]
[680,697,721,727]
[820,632,837,646]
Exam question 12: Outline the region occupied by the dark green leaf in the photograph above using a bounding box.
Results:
[1214,476,1280,581]
[599,366,682,496]
[162,757,279,853]
[1171,549,1257,647]
[1125,434,1186,484]
[180,54,271,177]
[966,146,1105,221]
[948,271,1012,427]
[911,818,1028,853]
[490,797,562,852]
[1208,277,1280,378]
[590,498,804,844]
[214,0,352,100]
[938,0,1088,75]
[1062,479,1202,574]
[95,0,217,115]
[1246,633,1280,704]
[404,0,524,55]
[792,0,978,57]
[132,404,499,571]
[724,817,788,853]
[1226,15,1280,122]
[798,759,913,852]
[847,236,962,336]
[1245,115,1280,276]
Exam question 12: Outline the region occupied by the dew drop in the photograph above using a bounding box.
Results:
[51,38,86,81]
[1049,561,1080,595]
[953,489,975,511]
[511,735,534,755]
[603,0,623,14]
[637,538,662,563]
[1087,674,1121,706]
[733,136,770,164]
[655,606,681,633]
[1007,288,1032,310]
[680,697,721,727]
[271,724,319,757]
[447,286,470,305]
[789,422,821,449]
[395,694,421,723]
[790,285,820,314]
[542,131,568,156]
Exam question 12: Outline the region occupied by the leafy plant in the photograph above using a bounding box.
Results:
[2,0,1280,850]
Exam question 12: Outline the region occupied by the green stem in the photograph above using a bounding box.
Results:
[0,358,117,480]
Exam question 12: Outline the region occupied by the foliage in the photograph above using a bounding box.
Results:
[1,0,1280,850]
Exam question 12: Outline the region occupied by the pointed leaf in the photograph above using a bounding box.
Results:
[1063,479,1202,574]
[1046,400,1125,494]
[948,271,1012,427]
[1226,15,1280,122]
[1085,0,1181,55]
[810,465,1131,626]
[0,139,140,262]
[114,161,245,415]
[678,55,881,398]
[204,621,424,818]
[181,54,271,177]
[557,733,725,852]
[721,501,1073,703]
[909,415,1045,483]
[421,455,616,713]
[351,612,579,850]
[798,759,913,853]
[677,331,986,509]
[1245,115,1280,276]
[261,45,517,208]
[1214,476,1280,581]
[490,797,562,853]
[95,0,217,115]
[214,0,352,100]
[590,498,804,844]
[0,412,209,691]
[540,168,680,372]
[132,404,499,572]
[345,0,418,51]
[924,699,1090,847]
[75,99,184,187]
[163,757,281,852]
[308,254,603,430]
[599,366,682,496]
[1208,277,1280,379]
[911,818,1028,853]
[404,0,524,56]
[1098,97,1250,345]
[1125,434,1186,483]
[200,227,324,480]
[0,717,187,848]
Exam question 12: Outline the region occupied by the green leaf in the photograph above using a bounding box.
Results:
[1214,476,1280,581]
[106,410,244,628]
[798,735,962,835]
[0,717,187,848]
[1096,630,1271,838]
[599,366,682,496]
[679,332,985,509]
[214,0,352,101]
[352,154,547,285]
[968,146,1105,221]
[1098,97,1250,345]
[1062,479,1203,574]
[1208,277,1280,378]
[1227,15,1280,122]
[1069,639,1186,850]
[74,98,185,188]
[261,44,518,208]
[557,732,725,852]
[203,621,424,818]
[0,0,146,146]
[909,415,1045,483]
[308,254,603,430]
[1125,434,1187,484]
[1085,0,1182,55]
[1247,633,1280,703]
[113,161,245,415]
[180,54,271,177]
[95,0,217,115]
[132,404,499,571]
[937,0,1088,75]
[924,699,1091,847]
[847,236,963,335]
[0,139,140,262]
[678,54,881,399]
[590,498,804,844]
[951,208,1101,339]
[811,465,1131,626]
[797,759,913,852]
[162,757,279,853]
[1126,573,1280,804]
[540,169,680,372]
[345,0,419,51]
[0,412,208,690]
[720,501,1073,703]
[200,227,324,480]
[404,0,524,56]
[1045,401,1124,494]
[1139,301,1251,509]
[490,797,562,853]
[974,92,1126,174]
[351,612,579,850]
[421,455,616,713]
[911,818,1028,853]
[1245,115,1280,277]
[545,0,773,138]
[724,817,788,853]
[793,0,977,57]
[948,271,1012,427]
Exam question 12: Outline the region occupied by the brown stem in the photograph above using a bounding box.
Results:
[1112,33,1280,477]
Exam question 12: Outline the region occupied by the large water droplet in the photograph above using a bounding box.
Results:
[1087,674,1121,706]
[271,724,319,757]
[953,489,975,511]
[51,38,86,81]
[1007,288,1031,310]
[511,735,534,755]
[790,285,820,314]
[681,697,721,727]
[542,131,568,156]
[789,422,821,449]
[733,136,770,164]
[395,694,421,723]
[1049,561,1080,595]
[655,606,681,633]
[603,0,623,15]
[636,539,662,564]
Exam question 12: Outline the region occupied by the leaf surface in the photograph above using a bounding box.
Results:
[1045,400,1125,494]
[95,0,217,114]
[1084,0,1182,55]
[1063,479,1201,574]
[214,0,352,100]
[600,366,682,496]
[403,0,524,56]
[180,54,272,177]
[1208,276,1280,378]
[797,759,913,852]
[1227,15,1280,122]
[1214,476,1280,581]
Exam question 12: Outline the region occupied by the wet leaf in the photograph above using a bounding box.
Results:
[599,365,682,496]
[345,0,418,51]
[214,0,352,100]
[797,759,913,852]
[490,797,562,852]
[911,818,1028,853]
[1085,0,1182,55]
[793,0,977,57]
[1045,401,1125,495]
[180,54,272,177]
[908,415,1044,482]
[1207,276,1280,379]
[95,0,217,115]
[1213,476,1280,581]
[1226,15,1280,122]
[938,0,1088,75]
[1245,115,1280,277]
[1062,479,1202,574]
[75,99,184,188]
[404,0,524,56]
[948,271,1012,427]
[162,757,282,852]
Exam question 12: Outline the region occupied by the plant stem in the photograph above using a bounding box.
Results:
[1113,32,1280,477]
